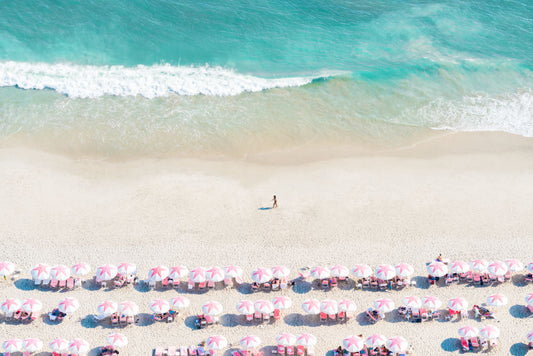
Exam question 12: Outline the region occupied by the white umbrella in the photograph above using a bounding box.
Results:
[487,294,508,307]
[374,298,395,313]
[527,262,533,274]
[202,301,223,316]
[206,335,227,350]
[365,334,387,348]
[488,261,508,276]
[169,265,189,280]
[190,267,207,283]
[58,297,80,314]
[401,296,421,309]
[421,296,442,310]
[1,298,21,314]
[118,301,139,316]
[69,339,90,355]
[71,262,91,277]
[343,335,364,353]
[148,265,169,282]
[448,297,468,311]
[50,264,70,281]
[96,264,118,281]
[23,338,43,353]
[0,261,15,277]
[223,265,242,278]
[117,262,137,276]
[330,264,349,278]
[505,259,523,272]
[31,263,51,281]
[276,333,296,346]
[272,296,292,310]
[206,266,225,282]
[450,261,470,274]
[272,266,290,279]
[320,299,338,314]
[458,325,479,338]
[240,335,261,349]
[470,259,489,273]
[22,298,42,313]
[526,293,533,306]
[338,299,357,313]
[310,266,330,280]
[301,298,321,315]
[150,299,170,314]
[394,263,414,277]
[236,300,254,315]
[351,264,372,278]
[527,330,533,343]
[427,261,448,277]
[374,264,396,280]
[106,333,128,348]
[254,300,274,314]
[296,333,317,346]
[386,336,408,354]
[170,296,190,309]
[49,338,69,352]
[480,325,500,339]
[251,267,273,283]
[97,300,118,316]
[2,339,22,353]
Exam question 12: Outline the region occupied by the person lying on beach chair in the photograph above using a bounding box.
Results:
[366,308,383,323]
[473,305,494,319]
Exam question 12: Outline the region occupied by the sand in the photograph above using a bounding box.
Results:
[1,131,533,355]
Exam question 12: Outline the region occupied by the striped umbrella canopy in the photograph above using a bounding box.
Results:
[206,335,227,350]
[1,298,21,314]
[254,300,274,314]
[96,264,118,281]
[374,298,395,313]
[448,297,468,311]
[0,261,15,277]
[401,296,422,309]
[2,339,22,352]
[365,334,387,348]
[386,336,408,354]
[251,268,273,283]
[276,333,296,346]
[450,261,470,274]
[375,264,396,280]
[118,301,139,316]
[458,325,479,338]
[527,330,533,343]
[223,265,242,278]
[49,338,69,352]
[190,267,207,283]
[487,294,508,307]
[351,264,372,278]
[296,333,317,346]
[97,300,118,316]
[23,338,43,353]
[206,266,225,282]
[505,259,523,272]
[338,299,357,313]
[202,301,223,316]
[343,335,364,352]
[272,266,290,279]
[71,262,91,277]
[31,263,51,281]
[320,299,338,314]
[427,261,448,277]
[395,263,414,277]
[236,300,254,315]
[240,335,261,349]
[470,259,489,273]
[170,296,190,309]
[150,299,170,314]
[480,325,500,339]
[117,262,137,276]
[330,264,349,278]
[421,296,442,310]
[106,333,128,348]
[310,266,330,280]
[148,265,169,282]
[58,297,80,314]
[526,293,533,306]
[22,298,42,313]
[169,265,189,279]
[301,298,321,315]
[50,264,70,281]
[487,261,508,276]
[272,296,292,310]
[69,338,90,354]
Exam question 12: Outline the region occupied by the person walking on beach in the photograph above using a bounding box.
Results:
[272,195,278,208]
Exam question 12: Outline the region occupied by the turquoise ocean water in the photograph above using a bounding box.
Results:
[0,0,532,157]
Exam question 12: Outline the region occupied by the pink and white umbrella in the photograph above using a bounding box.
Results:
[254,300,274,314]
[427,261,448,277]
[1,298,21,314]
[488,261,508,276]
[480,325,500,339]
[49,338,69,352]
[526,293,533,306]
[22,298,43,313]
[50,264,70,281]
[223,265,242,278]
[117,263,137,276]
[236,300,254,315]
[470,259,489,273]
[31,263,51,281]
[375,264,396,280]
[190,267,207,283]
[97,300,118,316]
[206,266,225,282]
[395,263,414,277]
[343,335,364,353]
[302,298,321,315]
[338,299,357,313]
[487,294,508,307]
[276,333,296,346]
[251,267,273,283]
[448,297,468,311]
[505,259,523,272]
[374,298,395,313]
[526,262,533,274]
[458,325,479,338]
[169,265,189,280]
[401,296,421,309]
[71,262,91,277]
[330,265,349,278]
[23,338,43,353]
[2,339,22,353]
[148,265,169,282]
[272,265,290,279]
[206,335,227,350]
[170,296,190,309]
[386,336,408,354]
[240,335,261,349]
[202,301,223,316]
[365,334,387,348]
[69,338,89,355]
[96,264,118,281]
[351,264,373,279]
[310,266,330,280]
[527,330,533,343]
[421,296,442,310]
[320,299,338,314]
[118,301,139,316]
[106,333,128,348]
[272,296,292,310]
[450,261,470,274]
[0,261,15,277]
[150,299,170,314]
[58,297,80,314]
[296,333,317,346]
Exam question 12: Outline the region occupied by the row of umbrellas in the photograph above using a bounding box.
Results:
[301,298,357,315]
[458,325,500,339]
[428,259,527,277]
[2,334,127,354]
[342,335,409,353]
[1,297,79,314]
[236,297,292,315]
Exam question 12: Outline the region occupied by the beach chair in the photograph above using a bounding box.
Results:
[273,309,281,320]
[208,280,215,289]
[330,277,338,288]
[445,274,453,285]
[338,311,345,322]
[526,274,533,283]
[263,281,271,290]
[162,277,170,287]
[173,279,181,287]
[296,346,305,356]
[286,346,294,356]
[246,313,253,322]
[155,347,164,356]
[224,278,233,287]
[127,315,134,324]
[321,279,329,289]
[149,279,156,289]
[466,271,473,283]
[460,338,469,353]
[497,275,505,283]
[460,310,468,319]
[180,346,187,356]
[263,313,270,321]
[235,276,243,285]
[59,279,67,288]
[120,314,127,325]
[420,308,428,321]
[188,279,195,290]
[370,278,378,289]
[34,278,41,286]
[307,345,315,356]
[254,311,262,321]
[198,347,207,356]
[75,278,82,288]
[272,280,280,290]
[111,314,119,326]
[320,312,327,323]
[470,337,479,350]
[198,281,207,290]
[66,277,74,289]
[189,345,197,356]
[167,346,176,356]
[504,271,511,281]
[277,345,285,355]
[50,278,59,288]
[329,313,336,321]
[482,274,490,284]
[473,273,481,284]
[280,278,288,289]
[361,278,369,289]
[489,339,498,348]
[527,305,533,314]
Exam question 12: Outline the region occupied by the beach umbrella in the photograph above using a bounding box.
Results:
[421,296,442,310]
[118,301,139,316]
[505,259,523,272]
[23,338,43,353]
[254,300,274,314]
[448,297,468,311]
[401,296,422,309]
[527,330,533,343]
[251,267,273,283]
[1,298,21,314]
[106,333,128,348]
[58,297,80,314]
[272,265,290,279]
[310,266,330,280]
[458,325,479,338]
[488,261,508,276]
[223,265,242,278]
[375,264,396,280]
[395,263,414,277]
[170,296,190,309]
[301,298,321,315]
[150,299,170,314]
[351,264,373,278]
[526,293,533,306]
[0,261,15,277]
[320,299,338,314]
[206,335,227,350]
[169,265,189,280]
[190,267,207,283]
[240,335,261,349]
[365,334,387,348]
[202,301,223,316]
[97,300,118,316]
[276,333,296,346]
[487,294,508,307]
[427,261,448,277]
[49,338,69,352]
[96,264,118,281]
[374,298,395,313]
[206,266,225,282]
[236,300,254,315]
[343,335,364,353]
[296,333,317,346]
[450,261,470,274]
[69,338,89,355]
[272,296,292,310]
[470,259,489,273]
[386,336,408,354]
[480,325,500,339]
[338,298,357,313]
[31,263,51,281]
[50,264,70,281]
[71,262,91,277]
[117,262,137,276]
[21,298,42,313]
[330,264,349,278]
[2,339,22,353]
[148,265,169,282]
[527,262,533,274]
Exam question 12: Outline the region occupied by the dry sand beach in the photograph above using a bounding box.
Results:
[1,132,533,355]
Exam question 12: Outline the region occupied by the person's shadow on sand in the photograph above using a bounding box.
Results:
[258,207,272,210]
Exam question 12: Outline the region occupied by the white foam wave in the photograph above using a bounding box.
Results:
[0,61,316,98]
